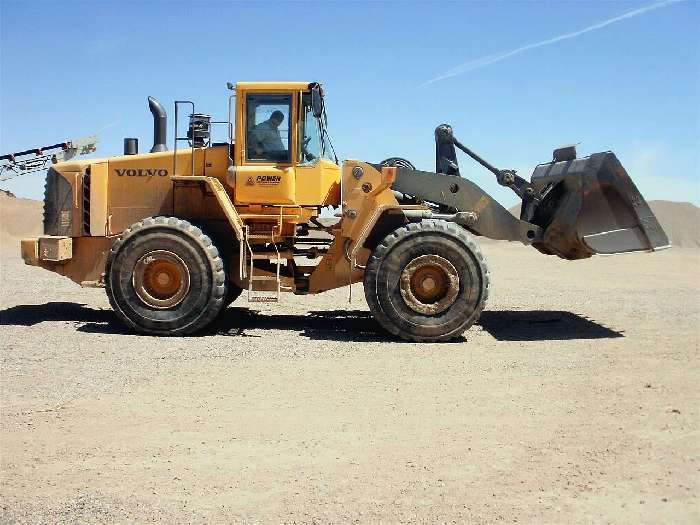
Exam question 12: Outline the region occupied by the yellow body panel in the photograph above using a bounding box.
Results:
[295,159,341,206]
[172,175,244,241]
[203,145,230,178]
[106,150,177,233]
[340,162,399,240]
[22,236,113,286]
[89,162,109,236]
[234,165,296,205]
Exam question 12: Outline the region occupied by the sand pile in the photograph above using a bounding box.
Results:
[509,200,699,249]
[646,200,700,249]
[0,190,42,247]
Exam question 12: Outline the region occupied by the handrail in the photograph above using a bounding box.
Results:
[173,100,195,176]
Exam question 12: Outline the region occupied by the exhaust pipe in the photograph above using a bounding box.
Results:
[123,138,138,155]
[148,96,167,153]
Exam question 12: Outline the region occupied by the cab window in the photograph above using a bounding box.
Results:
[246,94,291,162]
[299,93,321,165]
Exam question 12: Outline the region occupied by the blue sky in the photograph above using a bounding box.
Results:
[1,0,698,207]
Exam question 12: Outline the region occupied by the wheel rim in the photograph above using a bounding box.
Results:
[132,250,190,309]
[399,254,459,315]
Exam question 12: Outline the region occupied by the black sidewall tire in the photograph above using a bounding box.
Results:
[106,218,226,335]
[364,220,489,342]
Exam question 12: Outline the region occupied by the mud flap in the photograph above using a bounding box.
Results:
[527,152,670,260]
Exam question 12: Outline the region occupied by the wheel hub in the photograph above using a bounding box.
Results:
[132,250,190,309]
[399,254,459,315]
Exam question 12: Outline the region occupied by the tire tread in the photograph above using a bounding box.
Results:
[105,216,227,336]
[364,219,490,343]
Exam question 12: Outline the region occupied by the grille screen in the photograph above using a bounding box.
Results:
[43,167,73,236]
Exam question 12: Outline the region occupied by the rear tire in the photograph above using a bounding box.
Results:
[364,219,489,342]
[105,217,227,336]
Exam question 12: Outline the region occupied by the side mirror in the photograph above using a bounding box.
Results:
[311,85,324,118]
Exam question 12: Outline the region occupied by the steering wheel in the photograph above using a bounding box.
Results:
[302,136,316,161]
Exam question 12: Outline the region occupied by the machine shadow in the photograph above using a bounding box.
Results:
[0,302,113,326]
[478,310,624,341]
[207,308,393,342]
[0,303,623,343]
[0,302,389,342]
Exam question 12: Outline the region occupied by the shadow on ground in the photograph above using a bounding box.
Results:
[0,302,623,343]
[209,308,395,342]
[478,310,623,341]
[0,302,112,325]
[0,302,386,342]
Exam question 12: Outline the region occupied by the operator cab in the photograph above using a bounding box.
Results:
[231,82,340,207]
[165,82,340,207]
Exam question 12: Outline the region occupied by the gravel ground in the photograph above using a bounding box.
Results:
[1,242,698,523]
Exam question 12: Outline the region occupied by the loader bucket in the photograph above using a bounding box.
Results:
[526,152,669,260]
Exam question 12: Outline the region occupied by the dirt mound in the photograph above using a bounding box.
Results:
[646,201,700,249]
[509,200,699,249]
[0,192,43,248]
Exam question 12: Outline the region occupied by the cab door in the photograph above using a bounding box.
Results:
[294,91,341,206]
[234,91,297,205]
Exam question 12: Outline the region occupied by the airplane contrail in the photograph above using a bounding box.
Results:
[420,0,686,87]
[97,118,122,132]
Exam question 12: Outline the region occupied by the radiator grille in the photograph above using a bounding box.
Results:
[43,167,73,236]
[82,168,91,234]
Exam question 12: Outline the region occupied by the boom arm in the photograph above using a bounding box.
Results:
[435,124,540,205]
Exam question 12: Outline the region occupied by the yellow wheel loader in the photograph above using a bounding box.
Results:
[21,82,669,341]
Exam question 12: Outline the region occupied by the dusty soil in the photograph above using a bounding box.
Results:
[1,240,698,523]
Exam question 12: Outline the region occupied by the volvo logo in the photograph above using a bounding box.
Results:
[115,168,168,177]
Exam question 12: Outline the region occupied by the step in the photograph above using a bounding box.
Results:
[248,296,279,303]
[251,275,278,281]
[239,213,299,219]
[247,233,278,239]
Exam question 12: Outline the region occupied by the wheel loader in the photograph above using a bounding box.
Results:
[20,81,669,342]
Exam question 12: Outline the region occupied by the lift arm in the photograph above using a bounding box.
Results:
[435,124,541,205]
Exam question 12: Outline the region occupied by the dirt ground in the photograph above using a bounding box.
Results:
[1,241,698,523]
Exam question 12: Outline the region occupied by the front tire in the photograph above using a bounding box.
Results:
[105,217,227,336]
[364,219,489,342]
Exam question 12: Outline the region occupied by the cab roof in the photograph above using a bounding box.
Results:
[235,81,313,91]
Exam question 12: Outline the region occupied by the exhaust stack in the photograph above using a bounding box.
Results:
[148,96,167,153]
[123,138,138,155]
